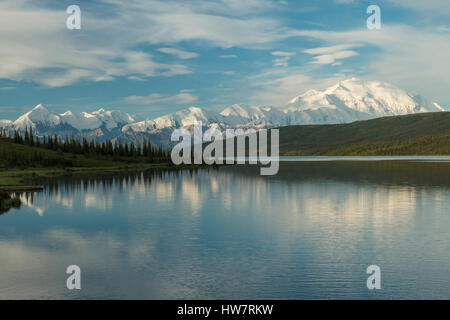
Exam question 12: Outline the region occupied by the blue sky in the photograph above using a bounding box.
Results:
[0,0,449,120]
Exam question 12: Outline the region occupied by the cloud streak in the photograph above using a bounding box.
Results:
[124,91,198,105]
[158,48,200,59]
[271,51,296,67]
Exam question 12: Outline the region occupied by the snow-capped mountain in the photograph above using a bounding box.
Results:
[0,120,13,130]
[220,104,287,127]
[122,119,157,133]
[284,78,443,124]
[91,108,136,130]
[0,79,445,145]
[6,104,137,141]
[59,110,102,131]
[152,107,229,129]
[125,78,442,132]
[14,104,61,130]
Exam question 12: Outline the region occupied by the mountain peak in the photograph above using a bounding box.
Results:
[290,89,322,103]
[325,78,367,94]
[187,106,203,113]
[14,104,60,129]
[32,104,46,111]
[93,108,106,114]
[287,78,443,118]
[221,104,254,118]
[341,77,361,83]
[61,110,73,116]
[433,102,445,111]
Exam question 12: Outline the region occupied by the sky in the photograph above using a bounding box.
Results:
[0,0,449,120]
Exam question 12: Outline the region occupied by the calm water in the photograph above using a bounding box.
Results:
[1,161,450,299]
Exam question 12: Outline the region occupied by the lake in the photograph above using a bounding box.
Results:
[1,160,450,299]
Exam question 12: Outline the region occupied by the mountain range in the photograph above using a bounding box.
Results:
[0,78,445,145]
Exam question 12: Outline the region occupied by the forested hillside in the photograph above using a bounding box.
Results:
[278,112,450,155]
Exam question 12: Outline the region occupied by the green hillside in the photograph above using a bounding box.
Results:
[279,112,450,156]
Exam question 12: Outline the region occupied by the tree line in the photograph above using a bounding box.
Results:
[0,126,170,163]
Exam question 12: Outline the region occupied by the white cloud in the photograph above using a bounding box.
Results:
[272,58,289,67]
[128,76,147,81]
[100,0,296,48]
[271,51,296,67]
[303,44,359,65]
[271,51,296,57]
[387,0,450,15]
[124,91,198,105]
[333,0,355,4]
[146,14,293,48]
[0,86,16,91]
[219,54,238,59]
[157,48,200,59]
[309,50,358,65]
[303,44,358,55]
